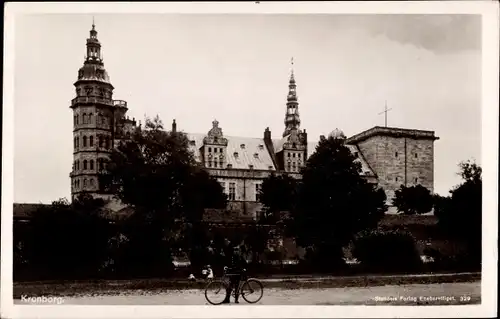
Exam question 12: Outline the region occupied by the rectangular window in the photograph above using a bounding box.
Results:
[229,182,236,200]
[255,183,262,202]
[395,152,398,158]
[415,153,418,158]
[220,182,226,193]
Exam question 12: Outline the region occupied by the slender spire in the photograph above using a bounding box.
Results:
[92,16,95,30]
[283,57,300,137]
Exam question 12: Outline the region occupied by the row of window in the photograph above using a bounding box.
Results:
[287,161,302,172]
[207,147,223,153]
[74,135,111,149]
[207,159,224,168]
[287,152,302,158]
[395,152,419,159]
[73,158,107,171]
[393,177,419,183]
[219,182,262,202]
[74,113,109,126]
[73,178,95,190]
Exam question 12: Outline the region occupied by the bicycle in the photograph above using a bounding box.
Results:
[204,267,264,305]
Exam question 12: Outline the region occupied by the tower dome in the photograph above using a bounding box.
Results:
[328,128,346,139]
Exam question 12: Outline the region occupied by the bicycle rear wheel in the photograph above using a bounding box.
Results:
[240,279,264,304]
[204,280,228,305]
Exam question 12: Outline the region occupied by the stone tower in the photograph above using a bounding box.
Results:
[69,22,131,201]
[346,126,440,207]
[275,58,308,174]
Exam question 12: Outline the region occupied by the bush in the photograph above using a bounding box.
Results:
[352,230,423,273]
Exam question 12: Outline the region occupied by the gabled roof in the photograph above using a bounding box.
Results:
[186,133,276,171]
[272,134,291,154]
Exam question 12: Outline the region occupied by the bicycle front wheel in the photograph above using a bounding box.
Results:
[204,280,228,305]
[240,279,264,304]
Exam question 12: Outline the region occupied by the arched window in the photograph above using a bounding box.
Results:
[76,160,80,170]
[98,136,103,148]
[208,147,212,153]
[89,113,93,124]
[83,160,88,170]
[76,137,79,148]
[83,136,87,147]
[220,159,223,168]
[101,116,106,125]
[82,113,87,124]
[105,137,110,149]
[214,161,218,168]
[90,179,94,187]
[73,137,76,149]
[98,158,102,170]
[89,136,94,147]
[96,113,100,125]
[76,115,79,125]
[83,179,87,188]
[90,160,94,170]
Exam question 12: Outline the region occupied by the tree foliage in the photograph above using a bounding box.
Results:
[23,195,111,279]
[352,229,423,273]
[392,184,434,215]
[436,160,482,266]
[259,173,298,223]
[99,115,227,276]
[291,136,387,268]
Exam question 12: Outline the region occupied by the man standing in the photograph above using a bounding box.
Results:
[222,244,247,304]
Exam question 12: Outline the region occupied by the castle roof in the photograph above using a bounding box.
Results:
[186,132,375,176]
[346,126,439,144]
[187,133,277,171]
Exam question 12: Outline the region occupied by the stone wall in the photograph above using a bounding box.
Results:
[355,135,436,204]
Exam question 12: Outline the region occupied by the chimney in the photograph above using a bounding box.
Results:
[264,127,271,142]
[172,119,177,133]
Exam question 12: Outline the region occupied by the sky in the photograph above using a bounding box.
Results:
[13,13,482,203]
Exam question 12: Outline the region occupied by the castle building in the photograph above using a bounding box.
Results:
[68,23,439,217]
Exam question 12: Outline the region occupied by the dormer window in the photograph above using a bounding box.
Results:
[268,166,273,170]
[254,153,259,158]
[240,144,245,149]
[258,144,264,150]
[234,152,239,158]
[249,165,254,170]
[354,152,359,158]
[227,164,233,169]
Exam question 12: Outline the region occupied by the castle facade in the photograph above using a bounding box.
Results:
[69,24,439,218]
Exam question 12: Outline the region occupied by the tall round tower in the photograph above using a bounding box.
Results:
[69,21,129,201]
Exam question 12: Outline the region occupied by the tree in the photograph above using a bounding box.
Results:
[392,184,434,215]
[24,195,111,279]
[291,135,387,269]
[436,160,482,267]
[259,173,298,223]
[100,115,227,276]
[352,229,422,273]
